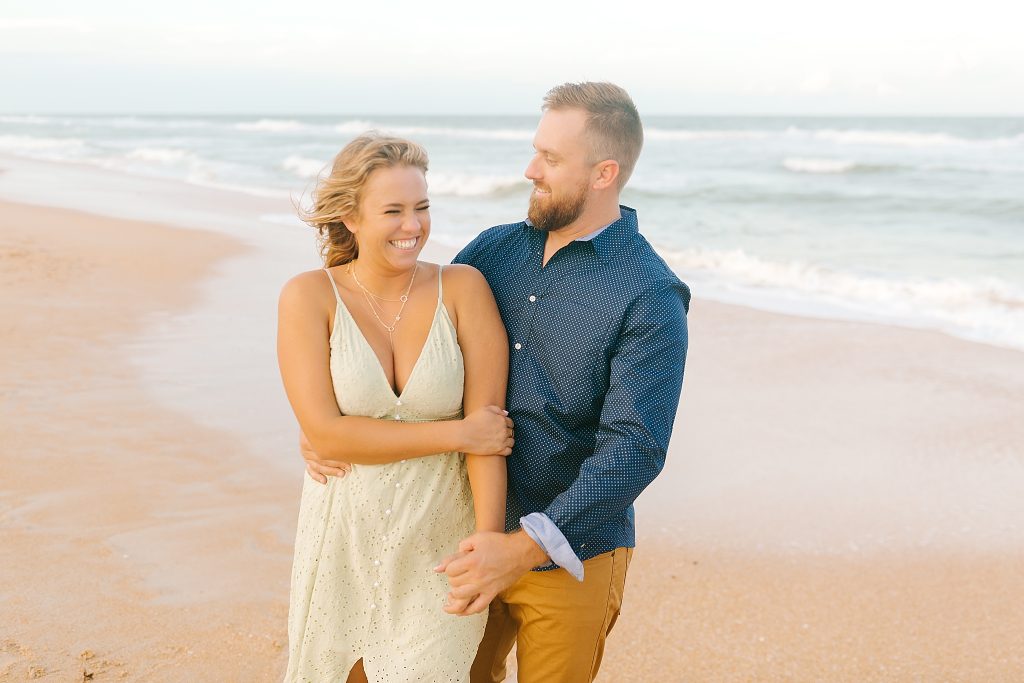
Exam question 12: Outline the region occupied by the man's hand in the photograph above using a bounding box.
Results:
[434,531,549,616]
[300,430,351,484]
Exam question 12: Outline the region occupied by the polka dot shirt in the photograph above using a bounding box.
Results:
[453,205,690,567]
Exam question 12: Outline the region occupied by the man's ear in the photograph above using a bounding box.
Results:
[592,160,620,190]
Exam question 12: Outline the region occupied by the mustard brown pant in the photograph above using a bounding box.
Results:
[470,547,633,683]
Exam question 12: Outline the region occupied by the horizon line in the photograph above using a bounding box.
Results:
[3,111,1023,119]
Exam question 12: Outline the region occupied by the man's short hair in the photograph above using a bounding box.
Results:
[542,82,643,189]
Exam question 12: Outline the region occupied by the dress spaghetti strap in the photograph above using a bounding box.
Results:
[323,267,343,303]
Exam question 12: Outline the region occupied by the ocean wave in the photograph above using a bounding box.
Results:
[235,118,307,132]
[658,246,1024,349]
[646,128,773,141]
[0,134,88,154]
[780,157,905,174]
[125,146,197,164]
[89,116,214,130]
[0,115,55,125]
[332,120,381,135]
[799,128,975,147]
[280,157,526,196]
[182,168,289,198]
[334,120,533,141]
[282,155,328,178]
[782,157,860,174]
[428,172,526,196]
[645,126,1024,148]
[796,128,1024,148]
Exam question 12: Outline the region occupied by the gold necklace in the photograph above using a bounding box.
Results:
[347,262,418,338]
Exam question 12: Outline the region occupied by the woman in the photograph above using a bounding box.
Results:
[277,133,512,682]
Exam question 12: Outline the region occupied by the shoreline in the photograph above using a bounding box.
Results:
[2,151,1023,356]
[2,179,1024,680]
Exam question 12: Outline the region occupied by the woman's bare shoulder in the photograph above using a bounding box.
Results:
[279,268,336,311]
[441,263,490,294]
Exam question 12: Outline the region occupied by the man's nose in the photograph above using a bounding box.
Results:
[524,155,542,181]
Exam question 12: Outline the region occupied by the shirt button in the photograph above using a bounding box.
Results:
[373,582,379,587]
[370,603,376,610]
[514,343,522,350]
[374,560,381,566]
[528,295,536,302]
[395,483,401,488]
[384,508,391,515]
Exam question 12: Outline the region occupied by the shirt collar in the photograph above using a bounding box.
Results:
[523,205,638,261]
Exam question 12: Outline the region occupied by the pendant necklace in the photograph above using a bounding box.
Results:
[347,261,418,346]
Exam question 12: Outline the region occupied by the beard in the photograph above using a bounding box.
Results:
[527,179,589,232]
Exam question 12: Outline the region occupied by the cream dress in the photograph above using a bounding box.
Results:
[284,266,486,682]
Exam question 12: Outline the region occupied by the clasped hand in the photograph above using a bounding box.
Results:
[300,405,513,484]
[434,530,546,616]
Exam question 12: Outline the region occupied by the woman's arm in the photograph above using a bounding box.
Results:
[276,270,512,466]
[447,265,509,533]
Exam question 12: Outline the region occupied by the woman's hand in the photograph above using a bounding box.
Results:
[300,429,352,484]
[459,406,514,456]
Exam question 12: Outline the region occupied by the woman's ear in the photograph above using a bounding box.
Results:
[341,214,359,235]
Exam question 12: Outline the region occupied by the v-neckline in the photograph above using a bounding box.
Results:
[332,288,441,401]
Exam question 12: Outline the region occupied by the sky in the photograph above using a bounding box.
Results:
[1,0,1022,115]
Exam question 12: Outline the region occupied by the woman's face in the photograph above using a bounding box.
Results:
[346,165,430,272]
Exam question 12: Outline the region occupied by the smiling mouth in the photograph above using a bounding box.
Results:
[389,237,420,250]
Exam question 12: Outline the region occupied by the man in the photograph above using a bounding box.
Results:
[306,82,689,682]
[440,81,689,683]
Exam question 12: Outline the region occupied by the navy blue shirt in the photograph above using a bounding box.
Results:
[453,206,690,564]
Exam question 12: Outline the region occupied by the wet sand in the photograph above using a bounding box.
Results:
[0,200,293,680]
[2,195,1023,682]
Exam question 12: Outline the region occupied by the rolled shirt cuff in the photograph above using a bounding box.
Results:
[519,512,584,582]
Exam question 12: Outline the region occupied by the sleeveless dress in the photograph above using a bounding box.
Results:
[284,266,486,682]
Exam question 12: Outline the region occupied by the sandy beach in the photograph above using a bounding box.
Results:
[2,163,1024,682]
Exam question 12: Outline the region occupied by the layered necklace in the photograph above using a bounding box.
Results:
[347,261,418,347]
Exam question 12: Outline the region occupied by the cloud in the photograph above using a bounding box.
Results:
[799,68,832,93]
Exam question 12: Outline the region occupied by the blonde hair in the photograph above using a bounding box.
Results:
[300,133,429,267]
[542,82,643,189]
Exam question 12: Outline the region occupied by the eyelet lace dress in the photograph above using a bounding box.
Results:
[284,266,486,682]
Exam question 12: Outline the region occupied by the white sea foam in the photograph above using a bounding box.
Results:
[236,118,307,132]
[94,117,214,130]
[646,128,773,141]
[659,246,1024,350]
[802,128,971,147]
[645,126,1024,148]
[791,127,1024,148]
[332,120,380,135]
[182,169,289,199]
[125,146,196,164]
[276,157,525,196]
[428,172,526,196]
[782,158,860,174]
[0,134,88,155]
[0,115,54,125]
[334,119,532,141]
[282,155,328,178]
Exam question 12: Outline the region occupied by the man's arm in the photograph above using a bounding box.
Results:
[438,278,690,613]
[541,279,689,550]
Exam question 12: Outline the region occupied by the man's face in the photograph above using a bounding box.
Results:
[524,108,594,232]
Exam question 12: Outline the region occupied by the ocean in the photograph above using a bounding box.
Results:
[2,113,1022,350]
